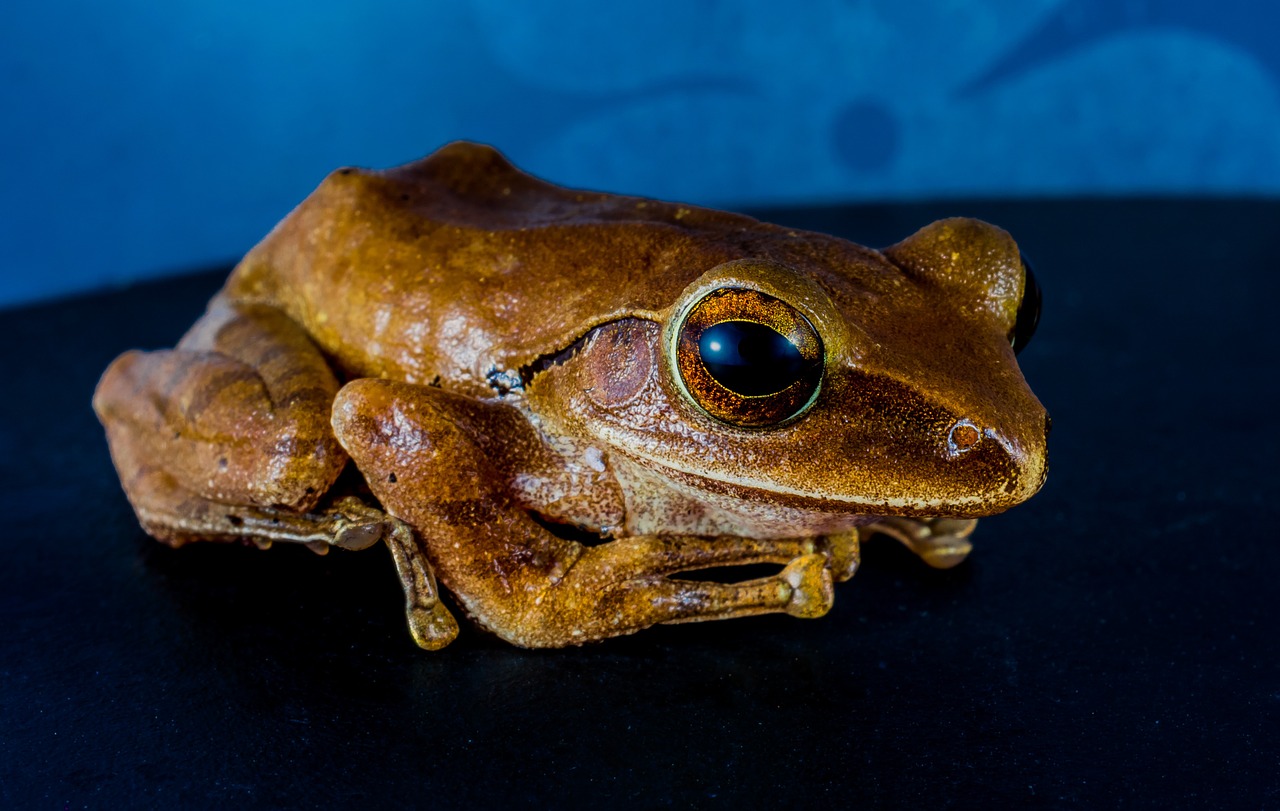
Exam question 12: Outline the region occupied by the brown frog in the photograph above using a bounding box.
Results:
[93,142,1048,650]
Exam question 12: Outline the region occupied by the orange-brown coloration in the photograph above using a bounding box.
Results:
[94,141,1048,650]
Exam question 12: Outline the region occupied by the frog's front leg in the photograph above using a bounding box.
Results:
[331,379,838,648]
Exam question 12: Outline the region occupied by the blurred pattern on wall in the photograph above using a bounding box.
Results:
[4,0,1279,306]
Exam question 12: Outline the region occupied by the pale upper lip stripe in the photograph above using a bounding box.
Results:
[605,432,1014,513]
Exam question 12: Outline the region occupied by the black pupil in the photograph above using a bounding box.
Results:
[698,321,808,396]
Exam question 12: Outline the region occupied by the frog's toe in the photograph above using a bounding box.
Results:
[331,520,384,551]
[862,516,977,570]
[916,537,974,570]
[817,530,861,582]
[914,517,976,569]
[407,601,460,651]
[782,553,834,619]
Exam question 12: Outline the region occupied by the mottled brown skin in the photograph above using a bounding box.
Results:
[94,141,1048,650]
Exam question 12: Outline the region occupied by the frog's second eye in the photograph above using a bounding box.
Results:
[675,288,824,427]
[1009,253,1042,355]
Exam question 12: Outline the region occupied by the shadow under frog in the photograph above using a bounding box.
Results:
[93,142,1047,650]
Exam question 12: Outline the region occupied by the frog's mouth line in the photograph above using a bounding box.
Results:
[517,316,650,389]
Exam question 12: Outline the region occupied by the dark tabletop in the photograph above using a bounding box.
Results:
[2,199,1276,808]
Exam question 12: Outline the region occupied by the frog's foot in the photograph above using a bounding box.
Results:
[218,493,461,651]
[862,516,977,569]
[383,520,460,650]
[815,529,862,582]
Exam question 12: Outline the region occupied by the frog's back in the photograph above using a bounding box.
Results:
[223,142,896,397]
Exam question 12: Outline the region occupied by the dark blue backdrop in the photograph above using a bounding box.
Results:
[4,0,1279,306]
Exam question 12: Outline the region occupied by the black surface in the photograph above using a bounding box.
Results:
[3,199,1277,808]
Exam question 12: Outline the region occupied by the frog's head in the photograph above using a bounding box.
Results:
[530,217,1048,519]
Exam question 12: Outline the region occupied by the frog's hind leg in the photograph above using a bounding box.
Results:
[94,299,347,524]
[102,422,458,648]
[332,378,844,649]
[95,300,461,649]
[93,300,465,647]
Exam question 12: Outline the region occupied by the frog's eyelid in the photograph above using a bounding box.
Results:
[518,317,635,386]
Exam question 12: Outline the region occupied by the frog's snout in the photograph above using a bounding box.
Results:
[942,409,1048,510]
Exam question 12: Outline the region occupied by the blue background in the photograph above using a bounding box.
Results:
[4,0,1280,307]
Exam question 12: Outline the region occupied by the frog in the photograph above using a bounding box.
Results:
[93,141,1048,650]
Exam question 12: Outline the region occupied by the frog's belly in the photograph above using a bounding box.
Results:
[610,455,874,539]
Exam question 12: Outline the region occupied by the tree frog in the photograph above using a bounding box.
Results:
[94,142,1048,650]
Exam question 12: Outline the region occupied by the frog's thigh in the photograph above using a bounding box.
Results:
[94,300,347,542]
[332,378,836,648]
[863,516,978,569]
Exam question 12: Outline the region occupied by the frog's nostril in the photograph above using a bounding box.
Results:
[947,420,982,455]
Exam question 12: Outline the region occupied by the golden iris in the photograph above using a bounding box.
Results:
[674,288,824,427]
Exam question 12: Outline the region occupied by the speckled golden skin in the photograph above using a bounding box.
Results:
[93,142,1047,649]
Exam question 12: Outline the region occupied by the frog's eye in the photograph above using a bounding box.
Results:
[674,288,824,427]
[1009,253,1041,355]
